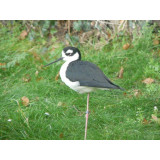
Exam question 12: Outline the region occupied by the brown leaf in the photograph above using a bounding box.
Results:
[36,77,43,81]
[152,114,158,121]
[90,21,95,27]
[120,20,125,24]
[55,72,60,81]
[106,32,111,38]
[123,43,130,50]
[21,96,29,106]
[142,78,154,84]
[153,40,159,45]
[32,52,41,61]
[22,74,31,82]
[133,89,141,97]
[142,118,149,125]
[0,63,6,66]
[19,30,28,40]
[117,67,124,78]
[59,133,64,138]
[57,101,65,107]
[152,114,160,124]
[123,92,127,96]
[37,65,43,70]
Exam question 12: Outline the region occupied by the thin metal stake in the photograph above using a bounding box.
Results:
[84,93,90,140]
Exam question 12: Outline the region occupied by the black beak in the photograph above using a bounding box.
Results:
[44,57,63,67]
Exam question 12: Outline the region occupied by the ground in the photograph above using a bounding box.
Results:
[0,24,160,140]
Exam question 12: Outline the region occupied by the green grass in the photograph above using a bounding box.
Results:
[0,23,160,140]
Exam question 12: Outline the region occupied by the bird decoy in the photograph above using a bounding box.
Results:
[44,46,123,140]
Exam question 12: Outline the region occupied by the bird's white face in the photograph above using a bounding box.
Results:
[62,50,80,62]
[44,46,81,67]
[62,47,81,62]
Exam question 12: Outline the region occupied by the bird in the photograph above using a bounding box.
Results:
[44,46,123,140]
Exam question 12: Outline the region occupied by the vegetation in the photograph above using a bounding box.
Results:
[0,21,160,140]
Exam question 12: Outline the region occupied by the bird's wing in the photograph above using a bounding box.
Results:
[66,61,122,89]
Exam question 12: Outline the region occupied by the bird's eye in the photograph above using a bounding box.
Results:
[66,53,72,56]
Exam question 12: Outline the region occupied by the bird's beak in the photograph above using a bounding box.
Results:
[44,57,63,67]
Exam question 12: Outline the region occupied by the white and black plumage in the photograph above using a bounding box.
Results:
[45,46,123,140]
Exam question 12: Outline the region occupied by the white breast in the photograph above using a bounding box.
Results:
[59,61,95,94]
[60,61,80,91]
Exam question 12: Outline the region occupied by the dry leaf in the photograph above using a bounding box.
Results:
[120,20,125,24]
[133,89,141,97]
[57,101,65,107]
[152,114,158,121]
[37,65,43,70]
[90,21,95,27]
[142,118,149,125]
[36,77,43,81]
[59,133,64,138]
[153,40,159,45]
[0,63,6,66]
[22,74,31,82]
[123,43,130,50]
[55,72,60,81]
[21,96,29,106]
[142,78,154,84]
[32,52,41,61]
[117,67,124,78]
[123,92,127,96]
[152,114,160,124]
[106,31,111,38]
[19,30,28,40]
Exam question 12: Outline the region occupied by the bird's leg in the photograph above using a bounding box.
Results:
[84,93,90,140]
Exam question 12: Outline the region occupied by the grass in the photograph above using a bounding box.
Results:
[0,23,160,140]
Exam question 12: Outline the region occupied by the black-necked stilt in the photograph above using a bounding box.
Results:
[45,46,123,140]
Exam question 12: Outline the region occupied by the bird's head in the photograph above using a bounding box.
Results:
[62,46,81,62]
[44,46,81,67]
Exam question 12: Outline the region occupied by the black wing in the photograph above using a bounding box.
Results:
[66,60,123,90]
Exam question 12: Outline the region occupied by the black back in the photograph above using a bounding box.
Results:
[66,60,123,90]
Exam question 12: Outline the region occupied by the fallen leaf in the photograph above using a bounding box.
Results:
[123,92,127,96]
[21,96,29,106]
[106,31,111,38]
[117,67,124,78]
[32,52,41,61]
[0,63,6,66]
[152,114,160,124]
[142,78,154,84]
[51,47,56,51]
[59,133,64,138]
[123,43,130,50]
[22,74,31,82]
[37,65,43,70]
[55,72,60,81]
[90,21,95,27]
[57,101,65,107]
[153,40,159,45]
[19,30,28,40]
[152,114,158,121]
[133,89,141,97]
[36,77,43,81]
[120,20,125,24]
[142,118,149,125]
